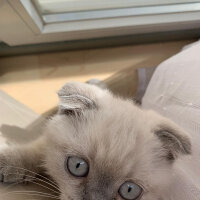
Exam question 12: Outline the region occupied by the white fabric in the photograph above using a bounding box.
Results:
[142,42,200,199]
[0,91,45,200]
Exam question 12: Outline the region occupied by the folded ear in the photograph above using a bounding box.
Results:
[150,112,192,161]
[155,126,191,161]
[57,82,108,114]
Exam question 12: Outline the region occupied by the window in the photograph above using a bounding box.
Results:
[1,0,200,46]
[35,0,200,24]
[35,0,200,13]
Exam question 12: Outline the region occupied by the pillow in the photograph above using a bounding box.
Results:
[142,41,200,200]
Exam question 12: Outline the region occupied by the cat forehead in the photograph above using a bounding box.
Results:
[46,96,155,164]
[49,108,147,165]
[47,100,148,156]
[51,104,143,144]
[61,97,142,128]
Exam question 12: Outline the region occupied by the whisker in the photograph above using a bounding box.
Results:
[4,165,59,189]
[1,180,26,191]
[1,190,60,199]
[23,179,60,195]
[2,172,60,193]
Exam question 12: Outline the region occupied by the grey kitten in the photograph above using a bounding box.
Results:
[0,82,191,200]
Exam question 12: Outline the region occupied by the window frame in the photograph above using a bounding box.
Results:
[1,0,200,46]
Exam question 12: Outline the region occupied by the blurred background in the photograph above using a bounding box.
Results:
[0,0,200,114]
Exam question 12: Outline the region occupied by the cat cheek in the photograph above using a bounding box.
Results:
[140,192,160,200]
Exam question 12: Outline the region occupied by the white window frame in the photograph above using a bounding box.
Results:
[1,0,200,46]
[35,0,200,13]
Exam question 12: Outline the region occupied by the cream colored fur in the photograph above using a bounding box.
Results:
[0,82,191,200]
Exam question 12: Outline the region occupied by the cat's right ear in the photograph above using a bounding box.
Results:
[57,82,108,115]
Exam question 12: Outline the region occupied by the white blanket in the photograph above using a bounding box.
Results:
[142,41,200,199]
[0,90,46,200]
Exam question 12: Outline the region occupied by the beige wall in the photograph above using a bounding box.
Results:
[0,40,194,114]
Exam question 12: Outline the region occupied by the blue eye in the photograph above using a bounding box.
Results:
[66,156,89,177]
[119,181,143,200]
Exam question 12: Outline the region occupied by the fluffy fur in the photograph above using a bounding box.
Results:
[0,82,191,200]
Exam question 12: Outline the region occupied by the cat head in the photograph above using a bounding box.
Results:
[44,82,191,200]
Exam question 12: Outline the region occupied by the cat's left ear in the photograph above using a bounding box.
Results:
[57,82,109,114]
[150,112,192,161]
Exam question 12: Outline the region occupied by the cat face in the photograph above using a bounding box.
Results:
[44,82,191,200]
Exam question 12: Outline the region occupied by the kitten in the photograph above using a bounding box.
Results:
[0,82,191,200]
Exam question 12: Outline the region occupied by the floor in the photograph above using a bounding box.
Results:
[0,40,194,114]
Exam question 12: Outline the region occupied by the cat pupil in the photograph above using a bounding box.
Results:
[76,163,80,168]
[128,186,132,193]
